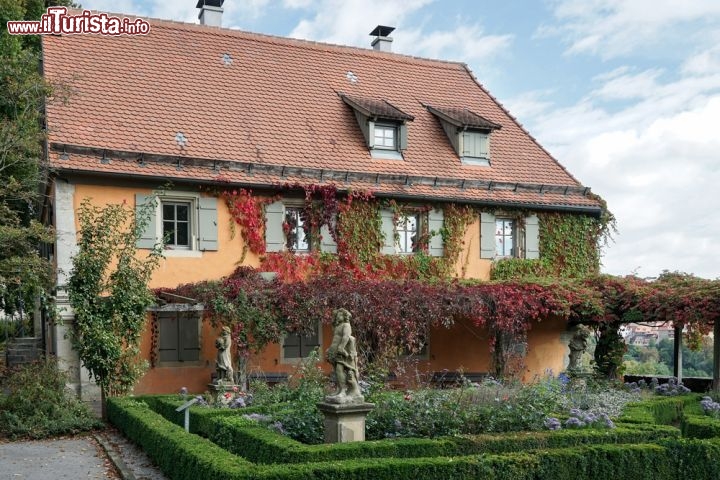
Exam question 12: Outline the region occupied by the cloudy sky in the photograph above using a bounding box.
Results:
[78,0,720,279]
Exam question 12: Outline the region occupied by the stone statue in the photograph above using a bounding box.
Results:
[325,308,363,404]
[215,326,234,383]
[567,324,591,373]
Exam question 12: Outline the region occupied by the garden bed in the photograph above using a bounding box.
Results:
[108,392,720,480]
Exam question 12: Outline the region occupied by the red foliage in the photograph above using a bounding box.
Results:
[221,189,274,258]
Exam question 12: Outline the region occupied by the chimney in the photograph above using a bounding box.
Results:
[197,0,225,27]
[370,25,395,52]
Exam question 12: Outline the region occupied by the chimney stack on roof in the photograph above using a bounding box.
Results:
[197,0,225,27]
[370,25,395,52]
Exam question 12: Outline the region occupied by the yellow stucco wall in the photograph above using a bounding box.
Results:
[69,182,567,393]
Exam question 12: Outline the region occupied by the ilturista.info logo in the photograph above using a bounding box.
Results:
[7,7,150,36]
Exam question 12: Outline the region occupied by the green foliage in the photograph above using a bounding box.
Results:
[0,0,67,317]
[594,321,626,379]
[537,212,609,278]
[0,358,102,438]
[109,394,720,480]
[68,197,162,396]
[491,258,552,281]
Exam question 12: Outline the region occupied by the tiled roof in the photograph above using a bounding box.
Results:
[426,105,501,130]
[340,94,415,121]
[42,14,602,213]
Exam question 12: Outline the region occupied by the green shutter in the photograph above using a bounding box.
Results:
[265,201,285,252]
[428,208,444,257]
[480,212,496,259]
[158,313,179,362]
[178,313,200,362]
[367,119,375,148]
[399,123,408,151]
[283,332,301,359]
[525,214,540,260]
[198,197,218,251]
[320,223,337,254]
[135,194,157,249]
[380,208,396,254]
[478,133,489,158]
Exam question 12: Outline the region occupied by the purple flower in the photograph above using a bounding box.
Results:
[544,417,562,430]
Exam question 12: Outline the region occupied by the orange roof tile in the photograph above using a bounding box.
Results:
[42,14,601,213]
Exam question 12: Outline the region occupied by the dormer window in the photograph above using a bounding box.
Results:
[374,123,397,150]
[339,93,414,160]
[426,105,501,166]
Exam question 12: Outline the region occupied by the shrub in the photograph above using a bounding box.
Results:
[0,358,102,439]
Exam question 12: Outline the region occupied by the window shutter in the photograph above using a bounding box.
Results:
[178,313,200,362]
[525,214,540,260]
[198,197,218,251]
[480,212,496,259]
[477,133,489,158]
[380,208,396,254]
[283,333,301,359]
[428,208,444,257]
[158,313,179,362]
[367,119,375,148]
[135,194,157,249]
[399,124,408,151]
[301,325,320,357]
[320,223,337,254]
[265,201,285,252]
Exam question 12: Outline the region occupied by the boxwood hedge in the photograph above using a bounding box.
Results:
[107,394,720,480]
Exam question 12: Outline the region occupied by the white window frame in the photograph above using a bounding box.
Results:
[157,192,202,257]
[279,322,323,364]
[494,217,524,258]
[396,212,420,254]
[373,123,398,150]
[284,206,311,253]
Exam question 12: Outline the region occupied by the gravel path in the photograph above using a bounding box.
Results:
[0,436,119,480]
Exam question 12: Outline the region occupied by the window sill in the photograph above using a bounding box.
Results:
[163,249,203,258]
[461,156,490,166]
[370,149,404,160]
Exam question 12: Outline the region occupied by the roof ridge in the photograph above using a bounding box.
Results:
[75,8,466,71]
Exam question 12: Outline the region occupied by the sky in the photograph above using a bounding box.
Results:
[78,0,720,280]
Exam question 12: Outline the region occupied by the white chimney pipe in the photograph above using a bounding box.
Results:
[197,0,224,27]
[370,25,395,52]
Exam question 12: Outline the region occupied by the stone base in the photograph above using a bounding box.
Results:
[317,401,374,443]
[207,382,240,394]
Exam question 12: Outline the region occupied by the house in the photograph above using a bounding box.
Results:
[40,2,605,398]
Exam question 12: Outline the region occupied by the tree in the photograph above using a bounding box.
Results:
[68,198,162,407]
[0,0,77,319]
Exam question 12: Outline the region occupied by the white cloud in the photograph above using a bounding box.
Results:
[287,0,511,62]
[538,0,720,59]
[510,79,720,279]
[590,68,664,101]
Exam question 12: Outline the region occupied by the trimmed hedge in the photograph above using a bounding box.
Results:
[109,396,720,480]
[145,395,680,464]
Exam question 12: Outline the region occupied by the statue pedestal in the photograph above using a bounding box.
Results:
[207,382,240,394]
[317,401,374,443]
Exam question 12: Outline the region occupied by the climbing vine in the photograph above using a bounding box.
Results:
[221,189,275,262]
[538,211,614,278]
[68,197,162,399]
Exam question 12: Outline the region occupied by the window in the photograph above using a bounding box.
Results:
[162,201,192,249]
[157,310,201,364]
[284,207,310,252]
[495,218,515,257]
[462,131,490,160]
[136,193,218,253]
[282,324,321,360]
[396,213,419,254]
[373,124,397,150]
